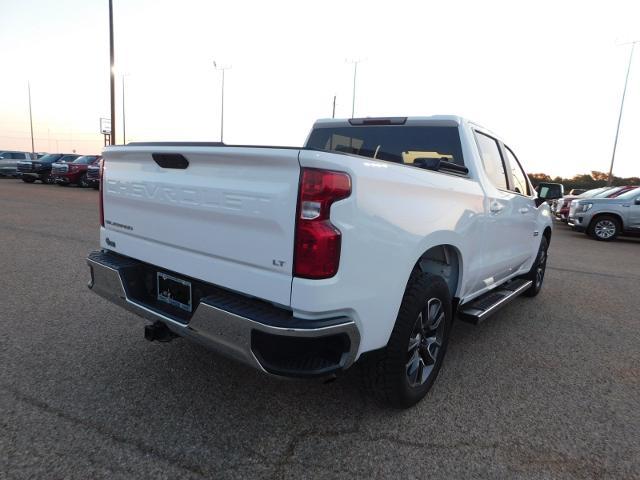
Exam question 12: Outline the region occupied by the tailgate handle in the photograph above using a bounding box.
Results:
[152,153,189,169]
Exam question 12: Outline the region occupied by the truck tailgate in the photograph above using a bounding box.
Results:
[101,146,301,307]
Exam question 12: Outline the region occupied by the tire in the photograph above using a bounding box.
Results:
[589,215,620,241]
[42,174,54,184]
[521,236,548,297]
[22,177,36,183]
[78,174,89,188]
[360,271,453,409]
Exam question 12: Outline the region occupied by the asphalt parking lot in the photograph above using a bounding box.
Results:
[1,179,639,480]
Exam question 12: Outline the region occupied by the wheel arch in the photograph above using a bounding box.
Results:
[588,212,624,232]
[414,244,462,300]
[543,226,552,246]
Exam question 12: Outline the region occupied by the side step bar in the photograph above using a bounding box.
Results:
[457,279,532,325]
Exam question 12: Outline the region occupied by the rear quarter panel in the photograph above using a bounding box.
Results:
[293,149,486,353]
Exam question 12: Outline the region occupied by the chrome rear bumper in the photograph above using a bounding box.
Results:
[87,250,360,377]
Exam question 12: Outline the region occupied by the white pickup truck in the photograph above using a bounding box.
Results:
[87,116,562,408]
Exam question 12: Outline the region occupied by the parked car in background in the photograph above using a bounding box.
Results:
[598,185,640,198]
[567,189,586,196]
[0,151,42,177]
[17,154,79,184]
[86,157,102,189]
[553,186,636,222]
[569,187,640,240]
[554,187,611,222]
[52,155,101,187]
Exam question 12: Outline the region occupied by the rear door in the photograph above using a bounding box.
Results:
[473,131,518,286]
[102,145,301,306]
[501,144,538,270]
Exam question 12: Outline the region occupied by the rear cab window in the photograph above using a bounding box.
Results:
[305,125,465,172]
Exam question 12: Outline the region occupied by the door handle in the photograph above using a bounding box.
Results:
[490,201,504,214]
[519,207,530,214]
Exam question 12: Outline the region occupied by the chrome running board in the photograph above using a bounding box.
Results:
[457,279,532,325]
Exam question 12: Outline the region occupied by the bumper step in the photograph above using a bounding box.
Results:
[457,279,532,325]
[87,250,360,378]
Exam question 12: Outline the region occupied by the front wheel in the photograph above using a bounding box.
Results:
[590,216,620,241]
[78,174,90,188]
[22,177,36,183]
[42,174,55,184]
[360,271,453,408]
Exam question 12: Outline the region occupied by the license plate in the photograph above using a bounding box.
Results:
[157,272,192,312]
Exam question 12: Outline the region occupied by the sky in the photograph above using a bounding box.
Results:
[1,0,639,178]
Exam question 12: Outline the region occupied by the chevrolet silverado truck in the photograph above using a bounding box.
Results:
[52,155,101,187]
[87,116,562,408]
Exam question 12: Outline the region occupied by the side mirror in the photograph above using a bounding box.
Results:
[635,197,640,205]
[535,182,564,207]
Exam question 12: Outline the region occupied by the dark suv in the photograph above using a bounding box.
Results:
[17,154,79,184]
[52,155,101,187]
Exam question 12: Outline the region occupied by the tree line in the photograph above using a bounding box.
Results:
[527,171,640,191]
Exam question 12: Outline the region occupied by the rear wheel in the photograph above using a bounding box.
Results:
[360,271,453,408]
[590,216,620,241]
[521,237,548,297]
[22,177,35,183]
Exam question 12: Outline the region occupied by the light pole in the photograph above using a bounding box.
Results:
[607,41,638,185]
[108,0,116,145]
[27,81,35,154]
[213,61,231,143]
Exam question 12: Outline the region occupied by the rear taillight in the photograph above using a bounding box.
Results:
[99,159,105,227]
[293,168,351,279]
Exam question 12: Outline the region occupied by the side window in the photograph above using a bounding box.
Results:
[474,131,508,190]
[504,146,530,196]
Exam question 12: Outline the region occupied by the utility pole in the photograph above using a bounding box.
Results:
[607,41,637,185]
[213,61,231,143]
[109,0,116,145]
[27,81,35,154]
[332,95,336,118]
[122,75,127,144]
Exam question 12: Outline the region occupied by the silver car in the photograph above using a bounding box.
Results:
[568,187,640,240]
[0,151,39,177]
